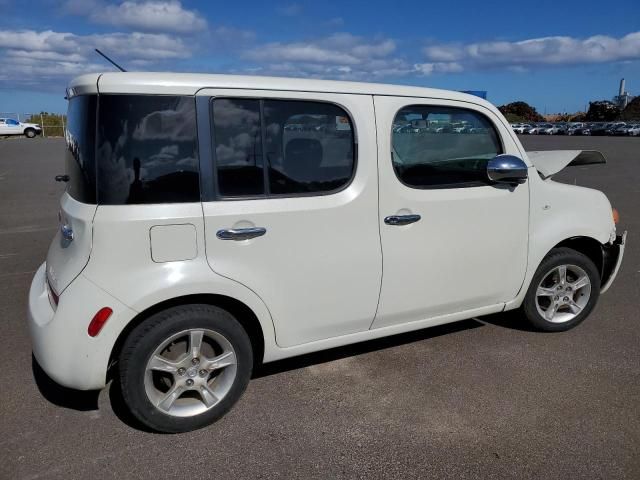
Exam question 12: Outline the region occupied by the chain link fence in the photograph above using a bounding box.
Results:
[0,112,66,137]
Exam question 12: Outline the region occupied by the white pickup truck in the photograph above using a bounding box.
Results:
[0,118,42,138]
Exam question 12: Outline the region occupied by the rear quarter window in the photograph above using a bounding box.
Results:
[65,95,97,203]
[96,95,199,205]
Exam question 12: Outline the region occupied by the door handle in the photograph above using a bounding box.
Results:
[216,227,267,241]
[384,214,421,226]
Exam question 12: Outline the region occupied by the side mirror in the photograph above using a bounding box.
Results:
[487,155,528,185]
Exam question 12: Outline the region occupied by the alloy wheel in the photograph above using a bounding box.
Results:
[535,264,592,323]
[144,329,237,417]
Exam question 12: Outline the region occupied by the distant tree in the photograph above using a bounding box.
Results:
[503,113,526,123]
[620,97,640,121]
[584,101,620,122]
[498,102,544,122]
[24,111,66,137]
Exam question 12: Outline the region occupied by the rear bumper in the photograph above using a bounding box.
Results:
[601,231,627,293]
[28,263,136,390]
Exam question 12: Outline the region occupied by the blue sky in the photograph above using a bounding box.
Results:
[1,0,639,114]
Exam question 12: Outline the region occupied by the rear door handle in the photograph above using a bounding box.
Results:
[216,227,267,241]
[384,214,421,226]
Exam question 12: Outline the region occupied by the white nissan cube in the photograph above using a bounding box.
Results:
[28,73,626,432]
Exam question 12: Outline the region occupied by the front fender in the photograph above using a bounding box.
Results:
[506,175,614,309]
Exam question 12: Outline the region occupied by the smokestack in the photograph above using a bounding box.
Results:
[619,78,625,96]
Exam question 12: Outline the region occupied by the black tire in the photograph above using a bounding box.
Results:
[118,304,253,433]
[24,128,36,138]
[522,247,601,332]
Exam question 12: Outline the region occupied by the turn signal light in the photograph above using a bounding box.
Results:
[88,307,113,337]
[612,208,620,225]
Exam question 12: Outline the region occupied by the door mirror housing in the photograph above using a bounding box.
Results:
[487,155,528,185]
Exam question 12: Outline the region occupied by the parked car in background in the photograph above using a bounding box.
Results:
[611,125,631,136]
[590,124,611,136]
[28,72,626,433]
[512,124,531,134]
[625,124,640,136]
[554,124,568,135]
[0,118,42,138]
[528,123,553,134]
[574,124,594,136]
[566,123,584,135]
[605,122,626,135]
[541,124,561,135]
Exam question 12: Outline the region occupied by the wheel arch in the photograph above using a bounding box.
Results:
[507,234,606,310]
[553,236,604,277]
[108,294,265,381]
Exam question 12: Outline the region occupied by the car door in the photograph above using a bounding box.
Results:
[0,119,8,134]
[5,119,23,134]
[372,96,530,329]
[198,89,382,347]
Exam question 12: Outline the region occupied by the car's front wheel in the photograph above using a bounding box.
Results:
[522,247,601,332]
[24,128,37,138]
[118,304,253,433]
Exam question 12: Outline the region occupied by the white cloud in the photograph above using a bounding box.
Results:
[63,0,206,33]
[413,62,464,75]
[0,28,192,90]
[246,33,396,65]
[92,1,207,33]
[423,32,640,70]
[90,32,189,60]
[242,33,412,80]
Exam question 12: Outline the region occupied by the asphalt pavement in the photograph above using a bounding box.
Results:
[0,135,638,479]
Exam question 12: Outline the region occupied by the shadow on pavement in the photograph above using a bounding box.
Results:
[477,309,540,332]
[254,318,484,378]
[107,379,158,433]
[31,311,531,430]
[32,354,100,411]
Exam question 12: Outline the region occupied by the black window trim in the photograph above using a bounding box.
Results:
[207,95,359,201]
[390,103,505,190]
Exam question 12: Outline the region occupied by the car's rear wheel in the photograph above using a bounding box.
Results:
[522,247,600,332]
[24,128,36,138]
[118,304,253,433]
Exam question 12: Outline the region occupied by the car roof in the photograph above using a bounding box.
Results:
[68,72,496,111]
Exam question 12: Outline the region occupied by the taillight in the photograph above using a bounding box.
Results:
[612,207,620,225]
[88,307,113,337]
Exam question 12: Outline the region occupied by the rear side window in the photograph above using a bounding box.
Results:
[212,98,355,198]
[392,105,502,188]
[212,99,263,197]
[96,95,199,205]
[65,95,97,203]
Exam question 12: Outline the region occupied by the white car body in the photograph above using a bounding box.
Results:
[0,118,42,136]
[529,124,553,135]
[619,124,640,136]
[28,72,625,393]
[628,125,640,136]
[510,124,530,134]
[542,126,561,135]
